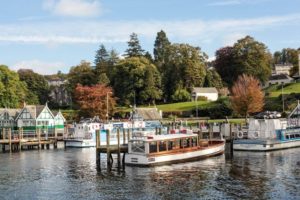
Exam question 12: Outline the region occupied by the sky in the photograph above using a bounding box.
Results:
[1,0,300,74]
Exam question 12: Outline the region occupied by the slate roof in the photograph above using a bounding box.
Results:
[192,87,218,94]
[0,108,21,119]
[269,74,292,81]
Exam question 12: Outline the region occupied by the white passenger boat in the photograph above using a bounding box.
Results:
[125,131,225,166]
[233,103,300,151]
[64,118,101,148]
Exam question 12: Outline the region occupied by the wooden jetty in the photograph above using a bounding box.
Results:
[0,128,63,152]
[96,129,129,171]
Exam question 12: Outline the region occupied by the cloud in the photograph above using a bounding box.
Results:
[208,0,271,6]
[12,60,66,75]
[222,33,246,46]
[208,0,241,6]
[43,0,102,17]
[0,13,299,46]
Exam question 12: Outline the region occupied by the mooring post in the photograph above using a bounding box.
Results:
[127,129,130,142]
[9,128,12,153]
[106,129,111,171]
[123,129,126,144]
[18,128,22,151]
[230,123,233,156]
[96,129,101,170]
[117,128,121,170]
[209,123,212,145]
[54,127,57,140]
[38,128,41,149]
[159,127,162,135]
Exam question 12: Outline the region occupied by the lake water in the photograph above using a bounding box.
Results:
[0,144,299,200]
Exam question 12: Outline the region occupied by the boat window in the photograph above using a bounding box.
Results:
[131,141,145,153]
[286,135,289,140]
[191,137,197,147]
[290,134,295,139]
[180,138,189,148]
[149,141,157,153]
[168,140,175,151]
[159,141,167,152]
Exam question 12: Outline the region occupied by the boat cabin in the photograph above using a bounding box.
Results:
[128,133,200,155]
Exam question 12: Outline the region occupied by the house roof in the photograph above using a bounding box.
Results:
[0,108,21,118]
[135,108,162,120]
[269,74,292,81]
[192,87,218,94]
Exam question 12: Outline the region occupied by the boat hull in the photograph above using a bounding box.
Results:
[233,139,300,151]
[64,139,96,148]
[125,142,225,166]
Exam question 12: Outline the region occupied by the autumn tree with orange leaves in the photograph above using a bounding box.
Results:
[230,74,264,118]
[75,84,116,119]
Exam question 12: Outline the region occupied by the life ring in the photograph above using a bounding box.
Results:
[253,131,259,139]
[237,131,244,138]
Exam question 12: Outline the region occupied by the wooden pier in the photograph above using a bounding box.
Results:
[0,128,63,152]
[96,129,129,172]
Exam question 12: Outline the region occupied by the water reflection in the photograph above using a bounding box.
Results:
[0,145,299,199]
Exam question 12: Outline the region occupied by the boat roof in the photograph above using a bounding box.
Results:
[132,133,198,142]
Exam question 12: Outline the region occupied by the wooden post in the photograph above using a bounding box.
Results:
[155,127,158,135]
[106,129,111,171]
[96,129,101,170]
[209,123,213,145]
[96,130,100,148]
[117,128,121,170]
[127,129,130,142]
[38,128,41,149]
[230,123,233,156]
[54,127,57,140]
[19,128,22,151]
[9,128,12,153]
[159,127,162,135]
[123,129,126,144]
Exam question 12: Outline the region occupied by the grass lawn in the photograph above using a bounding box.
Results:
[266,83,300,97]
[155,101,213,112]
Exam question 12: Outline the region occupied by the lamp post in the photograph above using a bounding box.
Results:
[106,92,112,123]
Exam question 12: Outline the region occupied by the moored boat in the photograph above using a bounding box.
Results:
[125,131,225,166]
[233,103,300,151]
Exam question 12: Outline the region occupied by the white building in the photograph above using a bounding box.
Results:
[267,74,294,86]
[273,64,293,75]
[191,87,218,101]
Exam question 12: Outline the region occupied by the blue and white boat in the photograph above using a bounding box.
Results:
[233,103,300,151]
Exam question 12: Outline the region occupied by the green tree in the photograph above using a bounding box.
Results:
[67,61,97,101]
[204,69,223,89]
[18,69,50,104]
[113,57,161,105]
[154,30,171,70]
[215,36,272,87]
[0,65,27,108]
[94,44,110,84]
[94,44,109,66]
[163,44,207,101]
[124,33,145,57]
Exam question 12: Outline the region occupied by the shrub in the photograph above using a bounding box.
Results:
[171,89,191,102]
